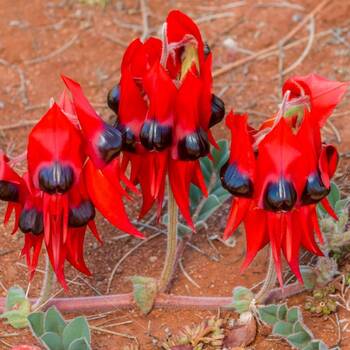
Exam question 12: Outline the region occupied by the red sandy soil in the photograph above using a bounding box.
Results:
[0,0,350,349]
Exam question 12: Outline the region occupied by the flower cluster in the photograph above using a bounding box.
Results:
[221,74,348,285]
[107,10,224,229]
[0,80,143,288]
[0,10,222,288]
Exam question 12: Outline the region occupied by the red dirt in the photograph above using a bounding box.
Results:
[0,0,350,349]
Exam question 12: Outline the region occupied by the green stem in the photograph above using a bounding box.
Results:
[159,183,178,293]
[33,254,55,310]
[255,249,277,304]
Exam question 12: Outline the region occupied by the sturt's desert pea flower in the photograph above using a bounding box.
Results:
[221,74,348,285]
[107,10,225,229]
[0,85,143,288]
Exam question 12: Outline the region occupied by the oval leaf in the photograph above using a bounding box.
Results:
[62,317,90,349]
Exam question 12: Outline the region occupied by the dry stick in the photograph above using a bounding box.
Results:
[100,33,128,47]
[0,59,28,106]
[213,0,331,78]
[24,34,79,65]
[179,259,201,289]
[0,282,304,313]
[140,0,150,41]
[327,119,342,143]
[273,16,316,80]
[106,232,162,293]
[90,325,136,340]
[0,120,38,131]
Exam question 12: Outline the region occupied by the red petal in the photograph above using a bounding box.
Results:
[27,102,84,190]
[223,198,251,240]
[319,144,339,188]
[283,74,348,127]
[241,208,268,271]
[84,159,144,238]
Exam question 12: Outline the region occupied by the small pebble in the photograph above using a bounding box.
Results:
[149,256,157,263]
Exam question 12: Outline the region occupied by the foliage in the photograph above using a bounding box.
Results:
[257,304,329,350]
[0,286,30,328]
[163,139,230,236]
[318,182,350,257]
[161,317,224,350]
[130,276,157,315]
[304,285,337,316]
[230,286,254,314]
[27,306,91,350]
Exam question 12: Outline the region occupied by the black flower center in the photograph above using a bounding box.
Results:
[107,84,120,115]
[0,180,19,202]
[263,179,297,212]
[209,94,225,128]
[220,162,253,197]
[140,120,172,151]
[178,128,210,161]
[39,162,74,194]
[97,124,123,163]
[301,172,330,205]
[19,208,43,235]
[69,200,95,227]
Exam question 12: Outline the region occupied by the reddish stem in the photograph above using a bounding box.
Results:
[0,283,305,313]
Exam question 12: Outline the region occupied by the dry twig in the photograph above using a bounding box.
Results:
[24,34,79,65]
[213,0,331,78]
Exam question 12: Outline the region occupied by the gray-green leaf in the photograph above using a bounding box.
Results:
[41,332,64,350]
[44,306,66,336]
[68,337,91,350]
[62,316,90,349]
[273,321,293,337]
[130,276,157,315]
[257,304,278,325]
[28,312,45,338]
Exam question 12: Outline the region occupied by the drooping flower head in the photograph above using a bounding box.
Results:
[107,10,225,229]
[221,74,348,285]
[1,83,143,288]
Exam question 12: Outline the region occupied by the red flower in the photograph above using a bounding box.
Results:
[1,83,143,288]
[108,10,225,228]
[222,74,348,284]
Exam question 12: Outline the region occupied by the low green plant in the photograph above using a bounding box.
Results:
[318,183,350,258]
[161,317,224,350]
[0,286,30,328]
[258,304,330,350]
[304,285,337,316]
[28,306,91,350]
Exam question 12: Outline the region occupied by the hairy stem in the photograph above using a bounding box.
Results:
[32,254,55,310]
[255,249,277,304]
[0,282,305,314]
[158,183,178,292]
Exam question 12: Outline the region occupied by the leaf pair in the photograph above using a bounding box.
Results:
[28,306,91,350]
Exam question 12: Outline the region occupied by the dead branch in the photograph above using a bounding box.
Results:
[24,34,79,65]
